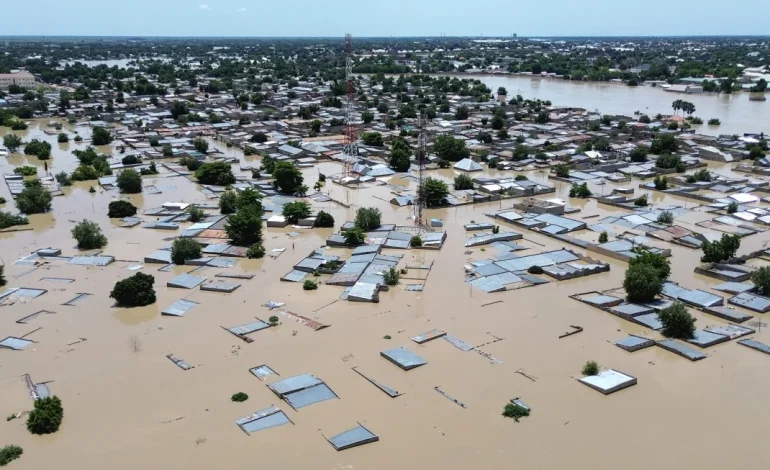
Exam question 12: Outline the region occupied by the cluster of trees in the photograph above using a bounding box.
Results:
[195,162,236,186]
[221,188,265,257]
[15,181,52,214]
[569,182,591,198]
[389,137,412,172]
[71,220,107,249]
[71,147,112,181]
[24,139,52,159]
[111,272,156,307]
[701,234,740,263]
[671,100,696,116]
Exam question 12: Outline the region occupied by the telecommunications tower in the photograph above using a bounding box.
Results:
[414,113,428,226]
[342,34,358,177]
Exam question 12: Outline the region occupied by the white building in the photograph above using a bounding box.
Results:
[0,71,36,90]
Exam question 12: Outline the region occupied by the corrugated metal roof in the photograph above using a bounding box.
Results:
[381,348,428,370]
[0,336,34,350]
[284,383,338,409]
[328,425,379,451]
[162,299,199,317]
[268,374,323,396]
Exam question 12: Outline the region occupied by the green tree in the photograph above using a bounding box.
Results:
[657,210,674,224]
[701,234,740,263]
[355,207,382,231]
[15,184,52,214]
[0,264,6,287]
[26,396,63,435]
[110,272,156,307]
[582,361,600,376]
[726,201,739,214]
[629,248,671,281]
[555,164,570,178]
[187,205,205,222]
[272,162,304,194]
[0,445,23,466]
[225,205,264,246]
[434,135,470,161]
[91,126,113,145]
[116,169,142,193]
[569,182,591,198]
[315,210,335,228]
[629,146,649,162]
[650,134,679,154]
[454,173,474,190]
[360,132,383,146]
[454,105,469,120]
[193,137,209,154]
[282,201,312,223]
[24,139,52,159]
[658,302,696,339]
[383,268,400,286]
[171,101,189,119]
[247,243,266,259]
[219,191,237,214]
[108,200,137,218]
[195,162,236,186]
[419,177,449,208]
[171,238,202,265]
[58,133,69,143]
[750,266,770,296]
[623,263,663,303]
[598,231,608,243]
[361,112,374,124]
[3,133,23,152]
[71,220,107,249]
[653,175,669,190]
[344,227,366,245]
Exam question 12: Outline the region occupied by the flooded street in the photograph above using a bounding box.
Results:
[3,126,770,470]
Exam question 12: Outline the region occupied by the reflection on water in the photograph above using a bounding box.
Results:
[113,304,159,326]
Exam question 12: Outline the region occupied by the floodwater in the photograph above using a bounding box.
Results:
[455,74,770,137]
[4,127,770,469]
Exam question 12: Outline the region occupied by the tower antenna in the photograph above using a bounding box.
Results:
[342,33,358,177]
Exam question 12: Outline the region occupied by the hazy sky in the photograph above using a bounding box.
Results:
[4,0,770,37]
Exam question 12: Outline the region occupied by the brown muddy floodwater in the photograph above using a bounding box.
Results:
[3,126,770,470]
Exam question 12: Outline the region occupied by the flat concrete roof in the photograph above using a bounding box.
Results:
[579,369,637,395]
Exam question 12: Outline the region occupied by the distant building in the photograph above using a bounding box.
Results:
[0,71,36,90]
[630,64,650,74]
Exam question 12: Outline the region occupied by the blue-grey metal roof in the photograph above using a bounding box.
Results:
[295,257,326,272]
[206,257,237,268]
[268,374,323,396]
[202,243,230,254]
[465,232,523,247]
[704,324,754,339]
[281,270,308,282]
[532,213,585,231]
[250,365,278,381]
[145,250,172,264]
[386,231,413,241]
[633,313,664,330]
[381,348,428,370]
[0,336,34,350]
[348,282,379,302]
[328,425,379,451]
[167,273,206,289]
[738,338,770,355]
[236,407,291,435]
[687,329,729,348]
[68,255,115,266]
[712,282,754,294]
[729,292,770,313]
[582,294,623,307]
[406,284,424,292]
[656,340,707,361]
[285,383,338,409]
[383,239,410,249]
[162,299,198,317]
[352,245,380,255]
[615,335,655,352]
[678,289,724,308]
[469,276,506,293]
[228,320,270,335]
[443,334,474,351]
[610,303,654,318]
[475,263,507,277]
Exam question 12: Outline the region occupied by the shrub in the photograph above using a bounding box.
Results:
[26,396,63,435]
[633,194,648,207]
[690,117,703,124]
[58,133,69,143]
[122,155,139,165]
[15,184,52,214]
[179,156,203,171]
[658,302,696,339]
[219,190,237,214]
[344,227,366,245]
[410,235,423,247]
[726,201,739,214]
[247,243,266,259]
[231,392,248,402]
[187,205,205,222]
[629,146,649,163]
[554,164,569,178]
[74,135,83,142]
[419,177,449,208]
[71,220,107,249]
[194,137,209,153]
[751,266,770,296]
[502,403,530,422]
[515,174,528,181]
[701,234,740,263]
[272,161,304,194]
[107,200,137,218]
[527,265,544,274]
[171,238,201,265]
[492,225,500,234]
[582,361,600,376]
[24,139,52,159]
[361,132,383,146]
[110,272,156,307]
[708,118,721,125]
[0,445,23,466]
[303,280,318,290]
[225,205,264,246]
[117,169,143,193]
[437,159,450,169]
[623,263,663,302]
[657,210,674,224]
[91,126,113,145]
[655,153,681,169]
[269,315,279,325]
[195,162,236,186]
[282,201,312,223]
[384,267,400,286]
[0,211,29,229]
[650,134,678,154]
[569,182,591,198]
[3,134,23,152]
[92,157,112,176]
[355,207,382,231]
[13,166,37,176]
[55,171,72,186]
[70,164,100,181]
[315,210,335,228]
[141,162,158,175]
[0,197,4,204]
[0,265,5,287]
[598,231,608,243]
[454,173,474,190]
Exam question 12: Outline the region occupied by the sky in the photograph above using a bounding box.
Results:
[3,0,770,37]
